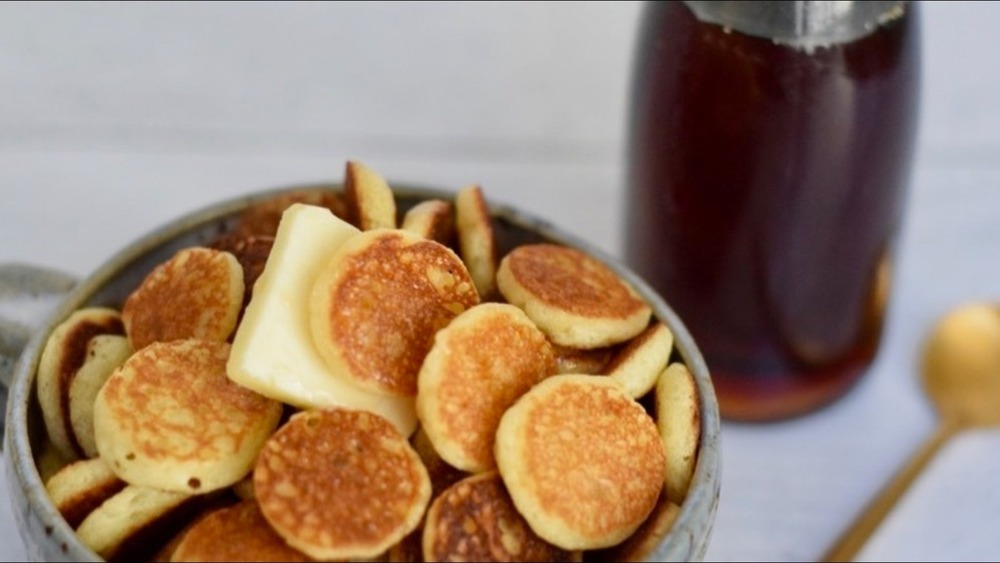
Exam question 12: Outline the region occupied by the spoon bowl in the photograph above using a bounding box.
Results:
[922,304,1000,426]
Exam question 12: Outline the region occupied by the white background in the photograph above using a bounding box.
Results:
[2,2,999,561]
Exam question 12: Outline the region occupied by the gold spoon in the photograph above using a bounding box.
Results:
[822,303,1000,562]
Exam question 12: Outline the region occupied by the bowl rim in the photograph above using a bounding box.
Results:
[5,182,720,562]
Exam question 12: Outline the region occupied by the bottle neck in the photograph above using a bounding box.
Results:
[682,1,908,50]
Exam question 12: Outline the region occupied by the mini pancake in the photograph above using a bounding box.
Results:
[401,198,455,246]
[45,457,126,529]
[496,244,651,349]
[455,185,498,299]
[232,190,348,238]
[37,307,125,460]
[655,362,701,503]
[494,374,665,550]
[604,322,674,399]
[417,303,555,473]
[345,160,397,230]
[209,234,275,311]
[591,495,681,562]
[170,500,314,562]
[69,334,133,458]
[122,247,244,351]
[310,228,479,397]
[254,409,431,561]
[75,485,201,563]
[552,343,612,375]
[93,339,282,494]
[422,472,574,562]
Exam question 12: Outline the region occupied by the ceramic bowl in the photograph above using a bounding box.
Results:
[0,184,721,561]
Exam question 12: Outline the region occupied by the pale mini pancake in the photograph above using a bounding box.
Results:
[591,495,681,562]
[455,184,499,299]
[226,203,417,436]
[655,362,701,503]
[254,409,431,561]
[170,500,314,562]
[401,198,455,246]
[417,303,556,473]
[75,485,198,562]
[69,334,133,459]
[496,244,651,349]
[232,189,348,238]
[422,472,575,562]
[37,307,125,460]
[94,339,283,493]
[45,457,125,529]
[310,228,480,397]
[345,159,398,230]
[494,374,666,550]
[122,247,244,351]
[604,322,674,399]
[552,343,612,375]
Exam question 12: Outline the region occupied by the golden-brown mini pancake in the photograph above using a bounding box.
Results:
[401,198,455,246]
[45,457,126,529]
[122,247,244,351]
[590,495,681,562]
[75,485,199,562]
[455,184,498,299]
[417,303,556,473]
[655,362,700,504]
[231,190,348,238]
[496,244,651,349]
[494,374,665,550]
[37,307,125,460]
[345,160,397,230]
[69,334,133,459]
[254,409,431,561]
[170,500,314,562]
[604,322,674,399]
[422,472,574,562]
[310,228,480,397]
[93,339,282,494]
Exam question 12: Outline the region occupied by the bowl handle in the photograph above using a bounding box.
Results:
[0,264,77,440]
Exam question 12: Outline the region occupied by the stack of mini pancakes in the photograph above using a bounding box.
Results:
[37,161,701,563]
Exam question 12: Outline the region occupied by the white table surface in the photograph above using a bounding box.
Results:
[1,2,998,561]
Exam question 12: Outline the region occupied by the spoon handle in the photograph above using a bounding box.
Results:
[821,420,961,562]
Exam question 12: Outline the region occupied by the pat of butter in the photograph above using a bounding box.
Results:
[227,203,417,436]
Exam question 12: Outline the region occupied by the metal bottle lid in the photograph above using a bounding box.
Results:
[683,1,908,50]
